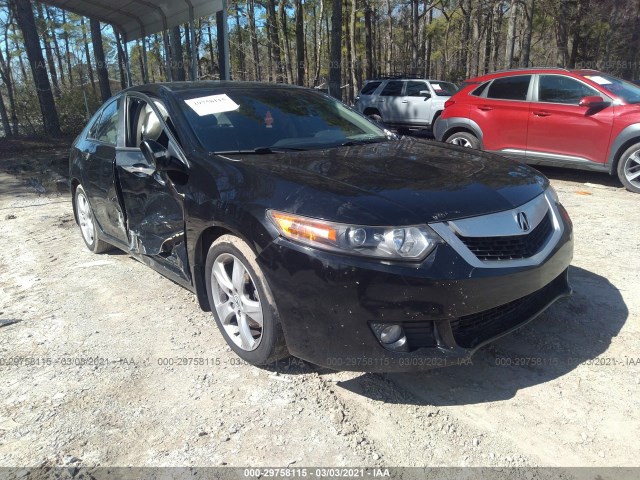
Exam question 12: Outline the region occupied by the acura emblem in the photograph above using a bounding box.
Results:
[516,212,530,232]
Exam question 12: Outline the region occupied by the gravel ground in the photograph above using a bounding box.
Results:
[0,151,638,472]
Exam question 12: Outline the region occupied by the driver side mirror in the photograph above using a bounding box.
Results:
[579,96,610,108]
[140,139,188,174]
[419,90,432,99]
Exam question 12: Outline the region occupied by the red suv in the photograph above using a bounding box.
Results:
[434,68,640,193]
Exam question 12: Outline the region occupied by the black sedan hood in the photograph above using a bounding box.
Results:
[222,138,548,225]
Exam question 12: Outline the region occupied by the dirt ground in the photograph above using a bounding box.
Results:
[0,145,638,473]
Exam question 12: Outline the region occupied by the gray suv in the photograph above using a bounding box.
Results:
[354,78,458,133]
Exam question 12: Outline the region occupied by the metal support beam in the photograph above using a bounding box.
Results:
[216,0,230,80]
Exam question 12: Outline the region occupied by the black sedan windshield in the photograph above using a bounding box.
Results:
[176,87,388,153]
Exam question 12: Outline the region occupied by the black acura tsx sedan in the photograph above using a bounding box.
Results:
[70,81,573,372]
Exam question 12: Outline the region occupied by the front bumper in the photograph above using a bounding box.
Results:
[257,213,573,372]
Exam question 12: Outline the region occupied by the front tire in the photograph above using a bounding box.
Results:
[446,131,480,149]
[205,235,289,365]
[617,143,640,193]
[74,185,111,253]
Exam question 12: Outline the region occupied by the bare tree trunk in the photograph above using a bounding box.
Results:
[295,0,304,85]
[170,26,186,81]
[207,22,217,77]
[0,40,19,136]
[45,6,66,87]
[115,31,127,89]
[247,0,261,80]
[314,0,325,86]
[411,0,419,73]
[521,0,535,67]
[425,7,433,78]
[364,0,373,79]
[61,10,73,86]
[266,0,283,82]
[36,2,60,97]
[624,2,640,78]
[80,17,96,93]
[505,0,518,69]
[90,19,112,102]
[556,0,571,67]
[385,0,392,75]
[279,0,294,83]
[233,5,246,80]
[329,0,342,98]
[13,0,61,136]
[483,4,493,73]
[349,0,357,101]
[0,89,11,137]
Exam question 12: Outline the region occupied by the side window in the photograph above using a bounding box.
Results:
[487,75,532,101]
[91,100,119,145]
[127,97,171,149]
[380,81,404,96]
[538,75,599,104]
[360,81,382,95]
[406,81,429,97]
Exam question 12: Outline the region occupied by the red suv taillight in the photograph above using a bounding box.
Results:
[444,99,455,108]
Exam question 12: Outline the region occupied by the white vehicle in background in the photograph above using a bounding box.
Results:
[354,76,458,134]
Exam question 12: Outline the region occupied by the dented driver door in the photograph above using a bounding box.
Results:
[114,93,191,283]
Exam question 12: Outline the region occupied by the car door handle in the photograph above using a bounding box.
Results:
[532,111,551,117]
[378,99,385,103]
[401,100,409,103]
[477,105,493,111]
[122,164,155,176]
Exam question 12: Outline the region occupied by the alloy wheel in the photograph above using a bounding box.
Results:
[624,150,640,188]
[448,137,473,148]
[210,253,264,351]
[76,191,95,245]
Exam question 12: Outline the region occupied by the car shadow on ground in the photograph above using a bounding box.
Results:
[335,265,627,406]
[533,165,624,189]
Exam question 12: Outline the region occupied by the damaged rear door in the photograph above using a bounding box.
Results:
[115,92,191,283]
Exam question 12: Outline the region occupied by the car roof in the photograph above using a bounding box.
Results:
[364,78,448,82]
[463,67,604,84]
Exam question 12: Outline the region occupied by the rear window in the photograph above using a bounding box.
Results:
[487,75,531,101]
[360,81,382,95]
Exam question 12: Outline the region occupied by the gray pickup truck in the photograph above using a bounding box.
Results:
[354,77,458,134]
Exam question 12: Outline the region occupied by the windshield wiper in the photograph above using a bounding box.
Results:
[339,138,388,147]
[214,146,307,155]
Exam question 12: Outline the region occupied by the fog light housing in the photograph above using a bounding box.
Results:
[371,323,409,352]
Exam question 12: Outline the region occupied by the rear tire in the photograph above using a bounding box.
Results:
[205,234,289,366]
[74,185,111,254]
[617,143,640,193]
[445,131,481,150]
[367,113,383,124]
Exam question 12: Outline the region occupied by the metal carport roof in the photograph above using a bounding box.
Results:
[40,0,230,81]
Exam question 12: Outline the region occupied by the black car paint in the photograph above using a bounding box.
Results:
[70,82,572,371]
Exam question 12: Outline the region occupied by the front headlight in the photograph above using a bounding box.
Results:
[268,210,442,260]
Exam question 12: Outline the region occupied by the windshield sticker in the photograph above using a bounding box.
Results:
[585,75,612,85]
[431,83,442,91]
[184,94,240,116]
